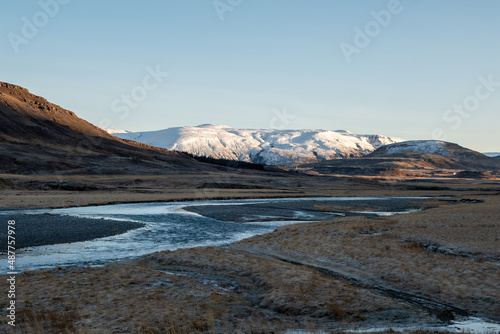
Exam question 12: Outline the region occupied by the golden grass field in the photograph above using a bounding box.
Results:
[1,173,499,333]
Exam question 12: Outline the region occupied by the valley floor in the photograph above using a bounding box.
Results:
[1,174,499,333]
[1,171,496,209]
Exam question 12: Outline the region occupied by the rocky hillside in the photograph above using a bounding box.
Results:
[0,82,206,174]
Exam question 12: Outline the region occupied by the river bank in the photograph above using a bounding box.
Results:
[0,197,433,271]
[0,214,144,251]
[1,176,499,333]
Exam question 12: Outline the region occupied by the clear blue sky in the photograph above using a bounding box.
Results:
[1,0,499,152]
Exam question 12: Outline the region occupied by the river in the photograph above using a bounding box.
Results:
[1,197,425,271]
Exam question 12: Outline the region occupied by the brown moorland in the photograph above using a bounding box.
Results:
[1,82,499,333]
[1,181,499,333]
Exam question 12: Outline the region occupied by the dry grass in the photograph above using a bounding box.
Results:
[0,246,431,333]
[2,173,495,209]
[141,247,406,319]
[1,262,246,333]
[1,177,499,332]
[314,204,334,212]
[2,308,94,334]
[233,195,500,321]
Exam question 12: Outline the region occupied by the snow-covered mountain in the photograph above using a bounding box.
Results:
[305,140,500,175]
[374,140,455,157]
[367,140,500,169]
[484,152,500,158]
[369,140,490,159]
[104,124,403,167]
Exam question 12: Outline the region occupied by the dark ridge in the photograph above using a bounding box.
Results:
[0,81,219,175]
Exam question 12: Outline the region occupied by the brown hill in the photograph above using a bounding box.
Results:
[0,82,206,174]
[300,140,500,176]
[367,140,500,170]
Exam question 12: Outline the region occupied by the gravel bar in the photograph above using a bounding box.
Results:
[1,214,145,251]
[183,198,427,222]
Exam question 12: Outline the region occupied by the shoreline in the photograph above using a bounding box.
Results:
[2,172,488,211]
[0,196,433,254]
[0,193,421,211]
[0,192,440,212]
[0,192,498,332]
[1,176,498,333]
[0,214,145,251]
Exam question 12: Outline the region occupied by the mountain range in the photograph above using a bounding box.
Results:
[106,126,500,176]
[106,125,403,167]
[1,81,499,178]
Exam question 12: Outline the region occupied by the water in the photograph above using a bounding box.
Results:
[1,197,425,271]
[344,317,500,333]
[3,197,498,332]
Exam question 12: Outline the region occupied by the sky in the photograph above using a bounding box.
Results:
[1,0,499,152]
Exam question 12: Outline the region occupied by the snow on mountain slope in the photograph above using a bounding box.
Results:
[105,128,136,135]
[104,124,403,167]
[366,140,500,170]
[368,140,494,161]
[384,140,452,157]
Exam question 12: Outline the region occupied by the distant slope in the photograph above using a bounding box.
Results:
[106,124,403,167]
[301,140,500,176]
[0,82,203,174]
[367,140,499,169]
[484,152,500,158]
